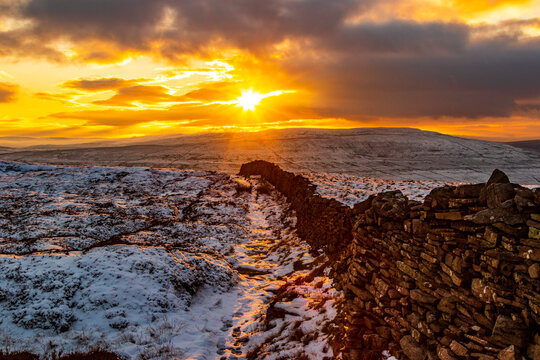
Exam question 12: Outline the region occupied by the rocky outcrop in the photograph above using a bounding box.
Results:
[239,161,540,360]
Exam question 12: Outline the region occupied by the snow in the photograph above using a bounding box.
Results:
[1,158,513,359]
[2,128,540,184]
[0,161,339,359]
[305,172,462,207]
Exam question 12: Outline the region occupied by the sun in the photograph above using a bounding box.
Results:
[236,89,265,111]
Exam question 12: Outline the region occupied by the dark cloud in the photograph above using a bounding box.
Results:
[0,82,18,103]
[319,21,470,54]
[1,0,540,119]
[286,38,540,118]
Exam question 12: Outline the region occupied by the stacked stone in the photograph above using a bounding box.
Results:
[239,160,540,360]
[239,160,353,254]
[338,170,540,360]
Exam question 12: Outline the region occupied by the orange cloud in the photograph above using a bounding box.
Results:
[62,77,145,91]
[0,82,19,103]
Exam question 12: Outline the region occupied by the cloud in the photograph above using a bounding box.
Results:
[93,85,185,107]
[0,82,18,103]
[1,0,540,122]
[62,77,144,91]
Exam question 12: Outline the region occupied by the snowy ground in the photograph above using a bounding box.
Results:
[1,161,512,359]
[0,162,339,360]
[304,172,462,207]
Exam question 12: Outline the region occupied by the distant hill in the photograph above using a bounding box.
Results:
[1,128,539,184]
[506,140,540,153]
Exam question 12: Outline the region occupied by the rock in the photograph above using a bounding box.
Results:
[530,227,540,240]
[428,186,456,209]
[410,289,438,304]
[401,335,427,360]
[529,263,540,279]
[450,340,468,357]
[490,315,528,348]
[485,183,515,209]
[372,191,409,219]
[471,278,494,303]
[497,345,521,360]
[455,183,484,198]
[437,346,458,360]
[487,169,510,185]
[435,212,464,221]
[467,200,525,226]
[527,344,540,360]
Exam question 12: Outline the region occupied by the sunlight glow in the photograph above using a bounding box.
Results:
[234,89,296,111]
[236,89,266,111]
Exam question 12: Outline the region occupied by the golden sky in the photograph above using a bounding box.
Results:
[1,0,540,145]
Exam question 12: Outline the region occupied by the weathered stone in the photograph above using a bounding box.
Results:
[435,211,464,221]
[497,345,521,360]
[471,278,494,303]
[450,340,469,357]
[372,191,409,219]
[437,346,458,360]
[529,263,540,279]
[487,169,510,185]
[485,183,515,209]
[530,227,540,240]
[437,297,457,314]
[410,289,438,304]
[401,335,427,360]
[491,315,528,348]
[455,183,484,198]
[527,344,540,360]
[467,201,525,226]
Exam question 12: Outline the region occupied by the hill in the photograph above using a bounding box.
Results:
[0,128,539,184]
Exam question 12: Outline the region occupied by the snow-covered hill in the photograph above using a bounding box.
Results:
[1,128,539,184]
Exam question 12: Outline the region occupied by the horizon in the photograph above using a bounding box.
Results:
[1,1,540,143]
[1,126,540,149]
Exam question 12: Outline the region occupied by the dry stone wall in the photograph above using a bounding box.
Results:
[239,161,540,360]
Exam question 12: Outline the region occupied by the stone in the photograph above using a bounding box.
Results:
[497,345,521,360]
[372,191,409,219]
[410,289,438,304]
[428,186,456,209]
[485,183,515,209]
[455,183,484,198]
[487,169,510,185]
[530,226,540,240]
[437,346,458,360]
[435,212,464,221]
[450,340,468,357]
[400,335,427,360]
[471,278,494,303]
[490,315,528,348]
[527,344,540,360]
[467,201,525,226]
[529,263,540,279]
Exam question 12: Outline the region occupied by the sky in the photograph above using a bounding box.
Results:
[1,0,540,145]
